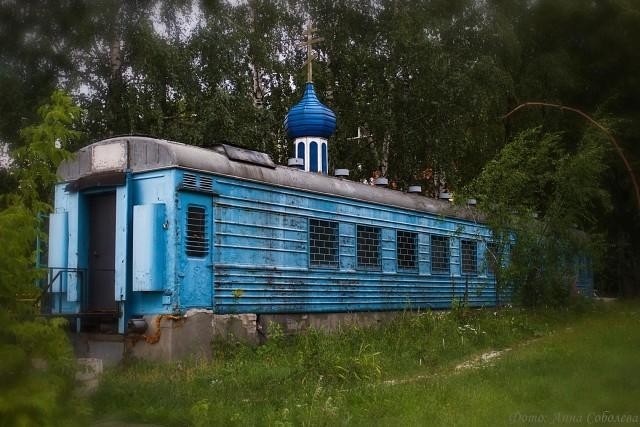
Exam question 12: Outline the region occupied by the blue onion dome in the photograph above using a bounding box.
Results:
[284,83,337,139]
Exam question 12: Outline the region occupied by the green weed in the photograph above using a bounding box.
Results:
[89,301,630,426]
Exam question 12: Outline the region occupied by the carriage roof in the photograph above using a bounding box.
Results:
[58,136,480,222]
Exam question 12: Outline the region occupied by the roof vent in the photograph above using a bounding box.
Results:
[439,192,453,200]
[180,173,215,194]
[182,173,198,190]
[408,185,422,194]
[334,169,349,178]
[200,176,213,193]
[374,177,389,187]
[288,157,304,169]
[218,144,276,169]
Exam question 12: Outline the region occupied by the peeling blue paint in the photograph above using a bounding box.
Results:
[46,138,594,333]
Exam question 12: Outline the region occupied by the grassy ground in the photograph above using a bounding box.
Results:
[89,300,640,426]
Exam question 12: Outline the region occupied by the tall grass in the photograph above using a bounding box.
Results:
[333,301,640,426]
[90,300,610,426]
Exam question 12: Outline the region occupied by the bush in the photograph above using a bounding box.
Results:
[0,90,83,426]
[470,127,609,307]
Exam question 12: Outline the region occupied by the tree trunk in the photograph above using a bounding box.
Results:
[105,10,128,136]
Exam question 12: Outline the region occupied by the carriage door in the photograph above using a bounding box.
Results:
[180,192,214,308]
[87,192,117,312]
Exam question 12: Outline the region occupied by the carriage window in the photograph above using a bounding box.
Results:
[461,240,477,275]
[431,235,450,274]
[309,219,339,268]
[186,205,208,257]
[357,225,381,270]
[397,230,418,271]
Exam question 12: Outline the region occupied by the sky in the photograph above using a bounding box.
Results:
[0,142,9,168]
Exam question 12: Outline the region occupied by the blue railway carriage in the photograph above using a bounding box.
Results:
[45,136,594,336]
[40,27,596,361]
[45,136,512,334]
[43,81,592,340]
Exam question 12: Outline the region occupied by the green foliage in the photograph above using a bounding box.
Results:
[471,127,610,306]
[0,90,82,426]
[91,304,594,426]
[307,0,511,189]
[356,302,639,426]
[1,90,80,306]
[12,90,80,212]
[255,321,285,364]
[293,327,382,383]
[0,205,40,310]
[3,0,639,295]
[0,314,76,427]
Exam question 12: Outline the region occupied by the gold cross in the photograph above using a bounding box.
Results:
[298,21,324,83]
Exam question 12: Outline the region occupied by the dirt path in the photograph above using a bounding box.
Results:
[380,333,550,387]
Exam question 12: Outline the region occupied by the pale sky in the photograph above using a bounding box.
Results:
[0,142,10,168]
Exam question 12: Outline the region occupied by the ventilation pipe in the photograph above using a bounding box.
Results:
[127,318,148,334]
[334,169,349,178]
[288,157,304,170]
[374,177,389,187]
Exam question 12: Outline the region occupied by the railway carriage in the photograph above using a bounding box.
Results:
[43,82,592,359]
[46,135,505,331]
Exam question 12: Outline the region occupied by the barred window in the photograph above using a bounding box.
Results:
[357,225,381,269]
[186,205,208,257]
[431,235,450,274]
[461,240,477,275]
[310,219,339,267]
[486,242,499,275]
[397,230,418,271]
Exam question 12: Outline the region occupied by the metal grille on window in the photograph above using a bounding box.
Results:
[309,219,339,267]
[397,230,418,271]
[461,240,477,274]
[431,235,450,274]
[486,242,499,275]
[357,225,381,269]
[186,205,208,257]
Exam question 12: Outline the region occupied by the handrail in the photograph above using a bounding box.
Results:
[37,267,87,314]
[35,270,62,307]
[39,267,120,318]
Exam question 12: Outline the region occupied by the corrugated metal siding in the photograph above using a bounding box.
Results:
[215,267,497,313]
[208,174,498,314]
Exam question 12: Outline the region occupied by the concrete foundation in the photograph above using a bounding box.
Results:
[70,333,125,367]
[258,311,402,337]
[80,311,409,362]
[127,312,213,361]
[212,313,259,343]
[126,312,259,361]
